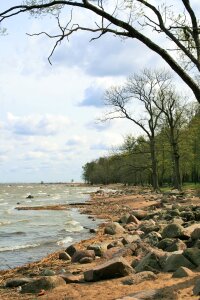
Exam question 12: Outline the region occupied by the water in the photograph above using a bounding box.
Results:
[0,184,101,270]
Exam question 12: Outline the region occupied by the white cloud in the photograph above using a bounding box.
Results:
[6,113,71,136]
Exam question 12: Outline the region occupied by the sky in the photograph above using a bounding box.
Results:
[0,1,197,183]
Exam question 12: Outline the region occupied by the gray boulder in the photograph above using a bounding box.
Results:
[183,248,200,266]
[143,231,162,246]
[191,228,200,240]
[104,222,125,235]
[172,266,193,278]
[165,239,186,252]
[21,276,66,294]
[65,244,78,257]
[161,223,184,239]
[164,254,195,272]
[87,243,107,257]
[193,279,200,295]
[135,250,166,273]
[5,278,33,288]
[84,257,133,282]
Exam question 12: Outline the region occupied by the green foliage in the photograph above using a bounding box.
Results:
[83,104,200,187]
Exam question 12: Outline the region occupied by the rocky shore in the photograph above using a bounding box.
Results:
[1,186,200,299]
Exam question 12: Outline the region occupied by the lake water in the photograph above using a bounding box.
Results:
[0,184,101,270]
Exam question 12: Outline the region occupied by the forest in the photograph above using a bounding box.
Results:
[82,70,200,191]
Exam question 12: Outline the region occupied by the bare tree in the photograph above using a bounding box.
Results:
[0,1,200,101]
[104,69,172,191]
[155,87,189,190]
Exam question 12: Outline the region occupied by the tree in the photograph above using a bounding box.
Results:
[0,1,200,101]
[104,69,173,191]
[154,86,188,190]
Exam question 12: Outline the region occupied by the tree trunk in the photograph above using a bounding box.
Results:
[150,139,159,191]
[171,138,182,190]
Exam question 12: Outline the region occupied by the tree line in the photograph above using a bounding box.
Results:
[83,69,200,191]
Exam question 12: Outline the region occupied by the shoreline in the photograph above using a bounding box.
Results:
[1,186,200,299]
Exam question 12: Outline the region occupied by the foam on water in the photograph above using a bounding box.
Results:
[57,236,73,246]
[0,243,40,252]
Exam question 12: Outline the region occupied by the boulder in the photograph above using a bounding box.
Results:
[135,249,166,273]
[193,279,200,295]
[84,257,133,282]
[104,222,125,235]
[143,232,162,246]
[79,257,93,264]
[119,214,131,224]
[127,214,140,225]
[60,274,84,284]
[87,243,107,257]
[59,252,71,261]
[172,266,193,278]
[191,228,200,240]
[71,250,95,263]
[5,278,33,288]
[131,210,148,220]
[183,248,200,266]
[65,244,78,257]
[21,276,66,294]
[157,238,176,251]
[103,246,133,260]
[165,239,186,252]
[164,254,195,272]
[40,269,56,276]
[161,223,184,239]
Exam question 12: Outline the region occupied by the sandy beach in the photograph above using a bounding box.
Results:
[1,185,200,300]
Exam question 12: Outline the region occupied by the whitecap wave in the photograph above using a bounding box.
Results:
[0,243,40,252]
[57,237,73,246]
[0,221,11,226]
[64,220,83,232]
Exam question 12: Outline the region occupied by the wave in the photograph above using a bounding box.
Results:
[0,221,11,226]
[0,243,40,252]
[57,237,73,246]
[64,220,83,232]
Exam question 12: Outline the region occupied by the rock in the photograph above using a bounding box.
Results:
[107,240,123,249]
[21,276,66,294]
[157,238,176,251]
[161,223,184,239]
[131,210,148,220]
[40,269,56,276]
[184,224,200,237]
[5,278,33,288]
[172,266,193,278]
[164,254,195,272]
[191,228,200,240]
[26,194,34,199]
[180,211,195,221]
[87,243,107,257]
[119,214,131,224]
[165,239,186,252]
[71,250,95,263]
[79,257,93,264]
[84,257,133,282]
[193,278,200,295]
[121,235,140,245]
[139,222,160,234]
[65,244,78,257]
[104,222,125,235]
[59,252,71,261]
[60,274,84,283]
[89,228,97,233]
[127,214,140,225]
[103,246,133,259]
[135,249,166,273]
[117,289,160,300]
[143,231,162,246]
[183,248,200,266]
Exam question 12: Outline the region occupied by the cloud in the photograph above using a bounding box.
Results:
[79,85,104,107]
[6,113,71,136]
[86,121,111,132]
[52,32,153,77]
[90,143,109,151]
[66,136,86,146]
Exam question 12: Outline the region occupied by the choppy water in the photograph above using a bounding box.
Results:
[0,184,101,270]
